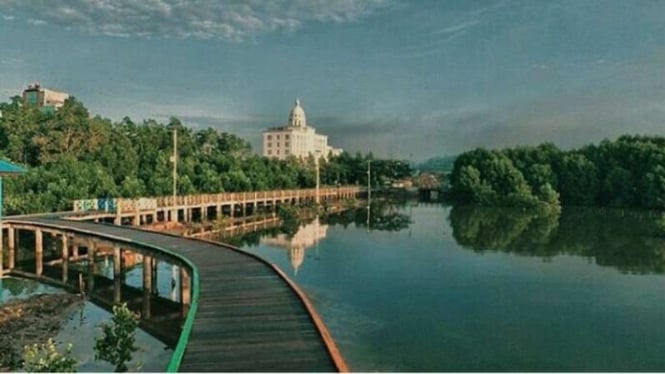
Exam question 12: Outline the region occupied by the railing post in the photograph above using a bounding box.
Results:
[143,254,152,318]
[114,199,123,225]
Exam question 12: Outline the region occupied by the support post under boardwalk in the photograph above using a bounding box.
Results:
[151,257,158,295]
[0,177,3,275]
[35,229,43,276]
[180,267,190,318]
[87,241,95,294]
[143,255,152,319]
[0,227,3,275]
[7,227,14,270]
[61,234,69,283]
[113,246,122,304]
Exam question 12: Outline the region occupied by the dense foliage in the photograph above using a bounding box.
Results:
[0,97,411,215]
[418,155,457,173]
[450,136,665,210]
[22,339,77,373]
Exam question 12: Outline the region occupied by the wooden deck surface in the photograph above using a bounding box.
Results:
[11,216,341,372]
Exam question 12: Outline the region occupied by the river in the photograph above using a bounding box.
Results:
[224,202,665,371]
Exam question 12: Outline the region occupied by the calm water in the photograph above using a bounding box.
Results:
[232,202,665,371]
[1,248,182,371]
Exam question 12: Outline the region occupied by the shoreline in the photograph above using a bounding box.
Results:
[0,292,83,370]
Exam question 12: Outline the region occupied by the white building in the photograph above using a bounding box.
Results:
[262,99,342,160]
[22,84,69,113]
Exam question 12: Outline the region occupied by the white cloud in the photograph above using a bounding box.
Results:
[2,15,15,21]
[0,0,391,41]
[27,18,46,25]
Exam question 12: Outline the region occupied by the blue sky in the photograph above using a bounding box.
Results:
[0,0,664,160]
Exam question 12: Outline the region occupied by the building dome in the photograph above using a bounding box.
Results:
[288,98,307,127]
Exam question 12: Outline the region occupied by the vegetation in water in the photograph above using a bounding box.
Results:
[322,200,412,232]
[22,338,77,373]
[93,303,139,372]
[449,205,665,274]
[449,136,665,210]
[0,96,411,215]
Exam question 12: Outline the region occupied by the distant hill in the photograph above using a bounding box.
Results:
[418,155,457,173]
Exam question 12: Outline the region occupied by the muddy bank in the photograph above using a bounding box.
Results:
[0,293,83,370]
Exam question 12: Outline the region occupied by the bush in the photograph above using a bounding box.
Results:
[22,338,77,372]
[94,303,139,372]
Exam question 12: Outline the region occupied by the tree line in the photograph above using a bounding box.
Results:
[0,96,411,215]
[449,136,665,210]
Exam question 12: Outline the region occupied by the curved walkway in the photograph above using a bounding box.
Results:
[9,216,346,372]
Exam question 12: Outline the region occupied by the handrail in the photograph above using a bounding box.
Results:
[72,185,362,213]
[4,219,200,373]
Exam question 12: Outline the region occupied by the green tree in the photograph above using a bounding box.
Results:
[94,303,139,372]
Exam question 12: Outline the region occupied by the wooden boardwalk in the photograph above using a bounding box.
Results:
[8,216,346,372]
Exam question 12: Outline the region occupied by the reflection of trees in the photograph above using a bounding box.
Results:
[219,227,282,248]
[2,277,42,297]
[322,201,412,232]
[450,206,561,257]
[449,205,665,274]
[222,201,413,248]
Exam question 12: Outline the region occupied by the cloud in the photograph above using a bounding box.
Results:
[0,0,391,41]
[432,19,479,36]
[395,1,509,59]
[2,15,15,21]
[27,18,46,25]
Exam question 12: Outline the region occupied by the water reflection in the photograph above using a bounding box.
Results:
[10,233,191,348]
[260,217,328,274]
[325,201,413,232]
[217,202,413,275]
[449,205,665,274]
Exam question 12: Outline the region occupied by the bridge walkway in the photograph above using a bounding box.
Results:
[10,216,343,372]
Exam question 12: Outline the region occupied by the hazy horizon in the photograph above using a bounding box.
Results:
[1,0,664,161]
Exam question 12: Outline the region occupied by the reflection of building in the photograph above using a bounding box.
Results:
[262,99,342,160]
[22,83,69,113]
[260,217,328,274]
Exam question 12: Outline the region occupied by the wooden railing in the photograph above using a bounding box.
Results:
[73,186,361,213]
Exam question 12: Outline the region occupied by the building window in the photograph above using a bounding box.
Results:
[285,142,289,147]
[285,150,290,155]
[267,135,272,140]
[268,150,272,155]
[277,135,280,139]
[277,150,280,154]
[285,134,289,140]
[277,142,280,147]
[268,142,272,147]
